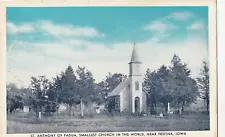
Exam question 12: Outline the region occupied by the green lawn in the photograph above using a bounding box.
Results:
[7,112,210,133]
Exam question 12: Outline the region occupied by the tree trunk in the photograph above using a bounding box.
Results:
[35,105,41,118]
[164,103,168,113]
[206,99,209,114]
[177,102,182,115]
[68,104,72,116]
[7,102,11,114]
[35,107,38,118]
[80,98,84,118]
[150,103,154,115]
[36,106,42,119]
[181,101,185,112]
[152,102,157,115]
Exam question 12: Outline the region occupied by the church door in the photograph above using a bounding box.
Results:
[134,97,140,113]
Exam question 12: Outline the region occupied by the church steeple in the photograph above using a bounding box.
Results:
[128,42,144,113]
[130,43,141,63]
[129,43,142,76]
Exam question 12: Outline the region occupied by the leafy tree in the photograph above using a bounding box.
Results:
[29,75,51,117]
[157,65,173,112]
[53,74,63,103]
[183,78,199,110]
[6,83,24,113]
[76,66,96,117]
[169,54,198,114]
[105,73,127,94]
[143,69,160,114]
[58,66,78,116]
[197,60,209,113]
[19,87,32,106]
[143,69,153,113]
[143,66,173,114]
[94,81,108,105]
[44,81,59,115]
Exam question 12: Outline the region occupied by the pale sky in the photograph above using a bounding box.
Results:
[6,7,208,88]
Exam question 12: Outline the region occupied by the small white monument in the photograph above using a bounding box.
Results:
[38,112,42,120]
[167,102,170,113]
[96,107,100,114]
[23,106,29,113]
[159,112,163,118]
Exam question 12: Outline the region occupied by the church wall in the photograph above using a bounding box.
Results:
[119,91,123,111]
[121,87,131,113]
[130,76,143,113]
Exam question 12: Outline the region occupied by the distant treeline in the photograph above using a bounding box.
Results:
[7,54,209,117]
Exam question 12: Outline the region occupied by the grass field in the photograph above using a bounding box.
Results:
[7,112,210,134]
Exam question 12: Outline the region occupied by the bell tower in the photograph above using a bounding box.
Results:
[129,43,143,113]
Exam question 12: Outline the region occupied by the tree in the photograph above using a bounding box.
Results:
[157,65,173,112]
[55,65,98,117]
[53,74,63,104]
[197,60,209,113]
[143,69,160,114]
[29,75,51,117]
[76,66,96,117]
[19,87,32,106]
[184,78,199,109]
[6,83,24,113]
[169,54,198,114]
[94,81,108,105]
[143,66,173,114]
[58,66,78,116]
[44,81,59,115]
[105,73,127,94]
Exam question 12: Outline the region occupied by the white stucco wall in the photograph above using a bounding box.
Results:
[121,84,131,112]
[130,76,143,113]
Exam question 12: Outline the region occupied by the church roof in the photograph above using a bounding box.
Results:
[108,79,148,97]
[107,80,129,97]
[130,43,141,63]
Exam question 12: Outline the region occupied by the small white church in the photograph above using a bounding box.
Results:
[107,44,147,113]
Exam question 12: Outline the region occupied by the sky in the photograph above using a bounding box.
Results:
[6,7,208,87]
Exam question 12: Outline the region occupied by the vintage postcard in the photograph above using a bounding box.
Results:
[0,0,217,137]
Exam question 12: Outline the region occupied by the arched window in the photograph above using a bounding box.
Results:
[135,81,139,90]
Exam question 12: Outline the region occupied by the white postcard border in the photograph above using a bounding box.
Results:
[0,0,217,137]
